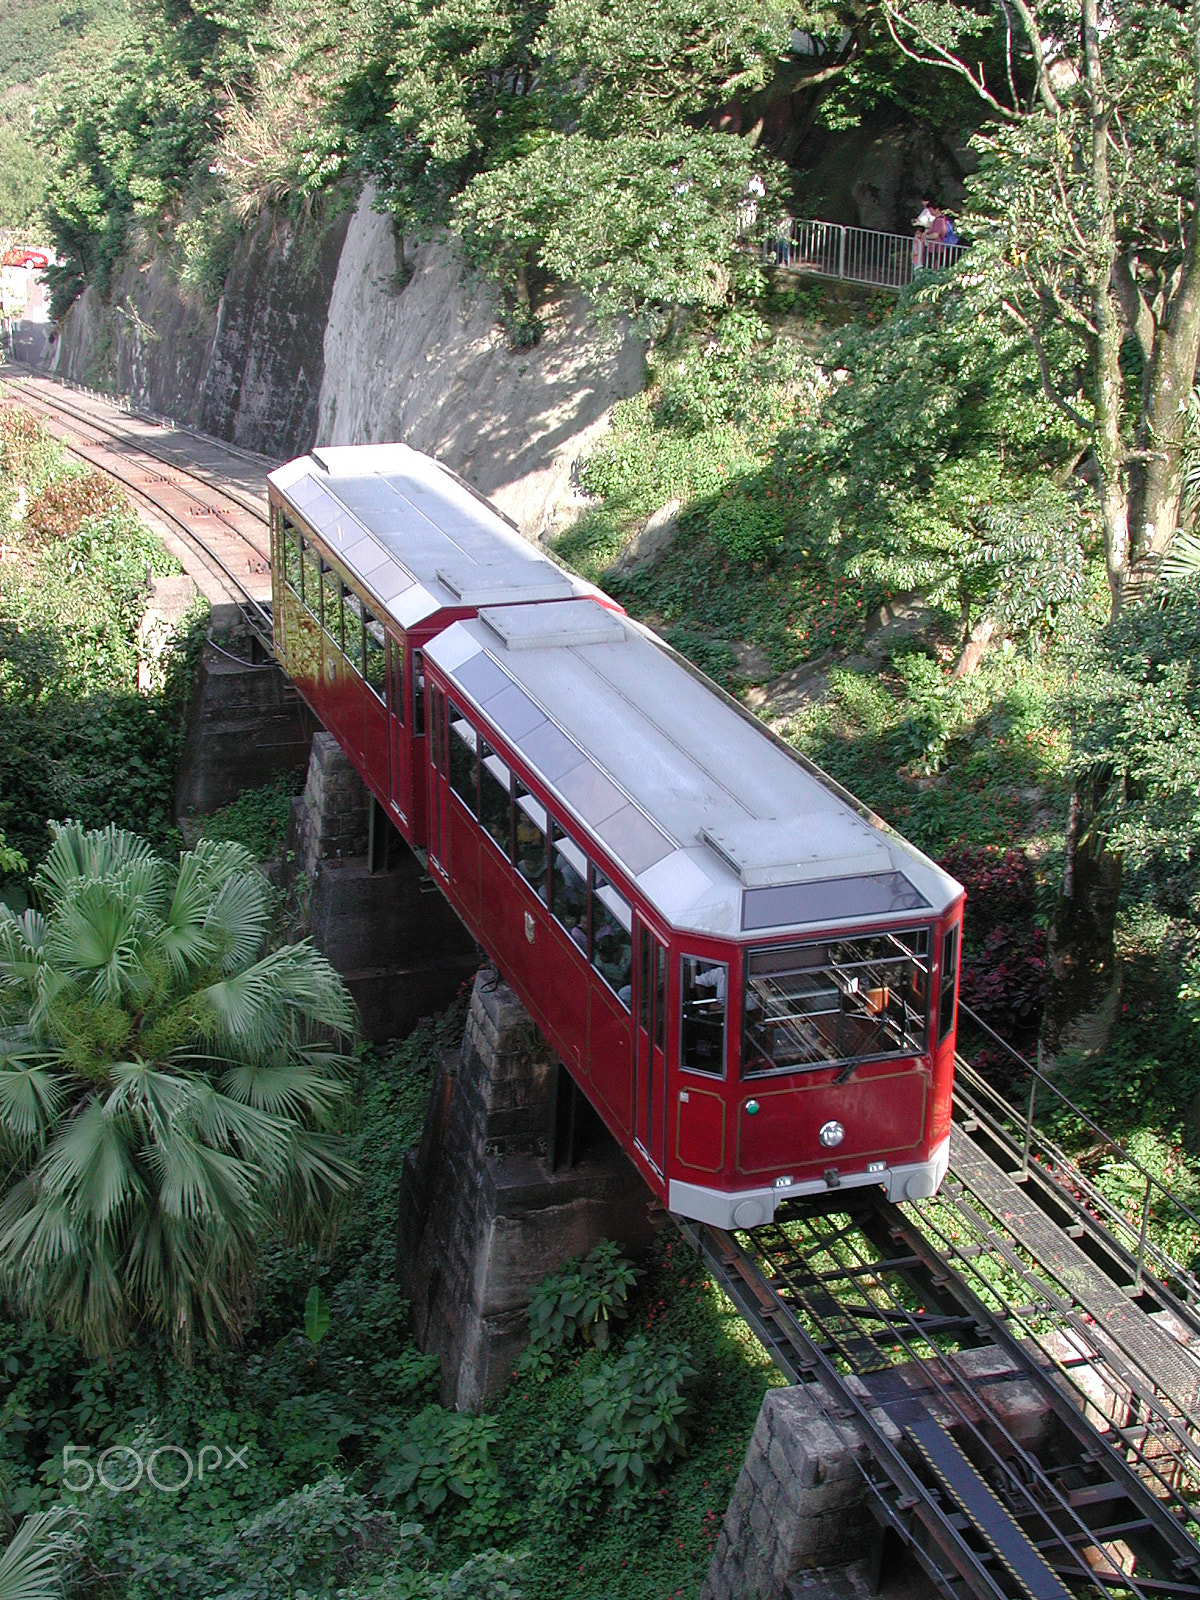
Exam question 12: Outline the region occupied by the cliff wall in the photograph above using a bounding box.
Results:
[51,210,351,460]
[315,189,645,538]
[48,189,645,538]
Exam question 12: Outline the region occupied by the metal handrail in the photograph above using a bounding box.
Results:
[955,998,1200,1305]
[737,214,967,290]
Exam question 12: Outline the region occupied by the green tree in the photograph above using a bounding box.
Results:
[775,287,1091,667]
[0,1508,76,1600]
[0,822,357,1360]
[884,0,1200,615]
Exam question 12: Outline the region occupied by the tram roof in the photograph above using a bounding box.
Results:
[425,600,962,940]
[268,444,599,629]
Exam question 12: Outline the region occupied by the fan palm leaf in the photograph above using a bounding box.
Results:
[0,1508,78,1600]
[0,823,358,1358]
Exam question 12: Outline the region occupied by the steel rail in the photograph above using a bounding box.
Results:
[0,370,274,639]
[680,1213,1025,1600]
[683,1184,1200,1600]
[885,1193,1200,1544]
[910,1185,1200,1508]
[781,1203,1163,1597]
[0,365,270,521]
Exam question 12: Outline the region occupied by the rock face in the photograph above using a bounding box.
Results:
[314,188,646,539]
[50,209,351,458]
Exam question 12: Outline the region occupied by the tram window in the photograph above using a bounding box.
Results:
[938,925,959,1041]
[742,929,930,1077]
[389,637,405,724]
[363,609,386,701]
[479,739,512,854]
[654,942,666,1052]
[551,821,589,955]
[321,561,341,642]
[514,781,548,903]
[301,537,320,616]
[283,520,301,594]
[681,957,727,1076]
[413,649,426,735]
[591,868,633,1009]
[343,585,362,671]
[447,704,478,816]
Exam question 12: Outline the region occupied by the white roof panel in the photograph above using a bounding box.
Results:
[425,603,963,938]
[267,444,603,628]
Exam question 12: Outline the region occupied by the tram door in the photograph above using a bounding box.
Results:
[386,635,407,823]
[634,922,668,1174]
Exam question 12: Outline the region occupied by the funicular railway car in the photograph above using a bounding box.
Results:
[268,444,612,844]
[420,599,965,1227]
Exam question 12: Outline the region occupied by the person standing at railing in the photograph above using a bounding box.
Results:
[737,173,765,243]
[912,201,949,268]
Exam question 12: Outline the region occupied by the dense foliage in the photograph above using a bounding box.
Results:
[0,409,202,875]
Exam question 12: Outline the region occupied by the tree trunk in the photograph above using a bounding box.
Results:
[952,614,997,678]
[1038,769,1123,1071]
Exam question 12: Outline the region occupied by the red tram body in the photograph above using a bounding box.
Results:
[269,448,964,1228]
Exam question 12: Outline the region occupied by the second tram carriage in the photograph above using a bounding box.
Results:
[269,445,964,1226]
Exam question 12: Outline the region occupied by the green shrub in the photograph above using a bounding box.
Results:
[576,1334,695,1493]
[377,1406,507,1541]
[198,773,300,860]
[520,1240,641,1378]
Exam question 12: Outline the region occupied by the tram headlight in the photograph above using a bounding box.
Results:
[818,1120,845,1149]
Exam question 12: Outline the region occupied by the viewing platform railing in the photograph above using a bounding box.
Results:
[740,216,966,291]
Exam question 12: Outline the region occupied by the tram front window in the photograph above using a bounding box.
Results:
[743,929,929,1077]
[681,957,727,1076]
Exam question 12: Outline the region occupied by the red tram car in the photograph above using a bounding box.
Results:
[268,445,965,1226]
[421,600,963,1227]
[268,444,612,845]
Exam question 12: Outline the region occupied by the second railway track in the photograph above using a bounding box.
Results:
[0,366,273,623]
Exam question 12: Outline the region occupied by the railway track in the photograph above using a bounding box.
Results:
[687,1064,1200,1600]
[8,367,1200,1600]
[0,366,273,634]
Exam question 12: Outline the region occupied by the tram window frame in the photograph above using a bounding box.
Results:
[412,648,426,735]
[680,957,728,1077]
[301,537,320,617]
[590,866,633,1010]
[938,924,959,1042]
[343,583,362,673]
[514,780,549,904]
[447,702,479,817]
[550,819,589,958]
[388,636,405,725]
[283,518,302,595]
[321,560,342,644]
[363,607,386,702]
[741,928,930,1079]
[479,737,513,856]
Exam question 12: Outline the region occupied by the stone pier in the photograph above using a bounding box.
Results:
[288,732,479,1041]
[175,636,318,819]
[399,970,659,1412]
[701,1348,1054,1600]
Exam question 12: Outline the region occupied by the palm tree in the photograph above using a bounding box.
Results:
[0,822,358,1359]
[0,1509,78,1600]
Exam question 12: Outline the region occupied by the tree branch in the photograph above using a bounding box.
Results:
[882,6,1019,118]
[1111,254,1156,362]
[1002,298,1092,430]
[1004,0,1062,113]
